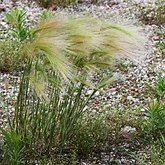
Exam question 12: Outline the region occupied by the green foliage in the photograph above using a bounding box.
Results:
[0,40,20,72]
[136,135,165,165]
[73,114,109,157]
[12,65,113,159]
[39,10,55,20]
[149,144,165,165]
[155,74,165,100]
[0,8,29,72]
[150,73,165,101]
[136,72,165,164]
[2,130,24,165]
[146,101,165,133]
[157,41,165,54]
[5,8,30,41]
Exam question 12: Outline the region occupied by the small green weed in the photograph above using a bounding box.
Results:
[5,8,30,41]
[2,130,24,165]
[155,74,165,100]
[157,41,165,54]
[150,73,165,101]
[39,10,54,20]
[146,101,165,134]
[143,136,165,165]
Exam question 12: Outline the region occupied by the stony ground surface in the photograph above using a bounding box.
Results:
[0,0,165,164]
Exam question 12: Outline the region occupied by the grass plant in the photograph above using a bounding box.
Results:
[154,74,165,101]
[39,10,55,20]
[157,41,165,55]
[146,101,165,133]
[0,40,20,72]
[149,72,165,103]
[1,13,147,163]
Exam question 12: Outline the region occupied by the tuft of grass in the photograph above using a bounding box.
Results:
[0,40,20,73]
[146,101,165,134]
[39,10,55,21]
[1,15,147,163]
[157,41,165,54]
[150,73,165,102]
[72,113,109,157]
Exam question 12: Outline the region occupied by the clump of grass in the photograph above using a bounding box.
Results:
[133,72,165,165]
[72,113,109,157]
[150,73,165,102]
[143,73,165,136]
[1,13,147,163]
[133,133,165,165]
[0,40,20,73]
[146,101,165,134]
[39,10,55,20]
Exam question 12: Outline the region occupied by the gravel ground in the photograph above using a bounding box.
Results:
[0,0,165,164]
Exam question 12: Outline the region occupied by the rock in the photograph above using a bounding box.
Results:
[127,95,134,101]
[120,126,137,140]
[0,5,6,12]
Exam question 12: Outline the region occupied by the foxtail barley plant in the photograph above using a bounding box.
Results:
[2,14,147,163]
